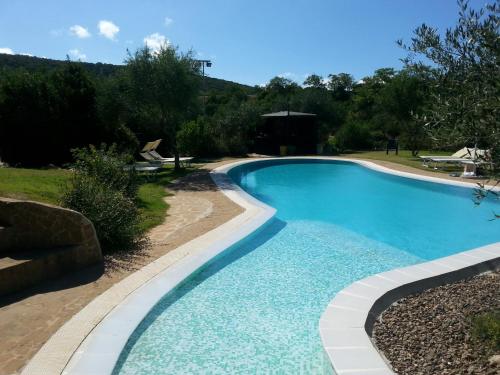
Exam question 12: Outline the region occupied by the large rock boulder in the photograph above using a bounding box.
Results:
[0,198,102,296]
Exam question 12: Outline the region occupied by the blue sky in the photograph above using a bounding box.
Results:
[0,0,488,86]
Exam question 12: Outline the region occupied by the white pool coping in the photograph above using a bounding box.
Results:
[21,157,499,375]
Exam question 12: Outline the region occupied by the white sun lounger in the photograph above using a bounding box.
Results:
[123,163,161,172]
[419,147,487,168]
[148,150,194,167]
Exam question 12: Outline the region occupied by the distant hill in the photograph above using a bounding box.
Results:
[0,53,255,93]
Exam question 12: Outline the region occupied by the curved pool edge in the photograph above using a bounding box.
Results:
[320,243,500,375]
[20,157,499,375]
[21,159,276,375]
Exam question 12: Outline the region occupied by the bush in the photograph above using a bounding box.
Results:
[322,135,340,155]
[177,119,215,157]
[334,121,373,151]
[471,310,500,350]
[71,144,138,198]
[62,144,143,252]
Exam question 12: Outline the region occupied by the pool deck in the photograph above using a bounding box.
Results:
[8,157,499,375]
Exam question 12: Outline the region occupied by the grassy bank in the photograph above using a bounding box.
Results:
[0,165,195,233]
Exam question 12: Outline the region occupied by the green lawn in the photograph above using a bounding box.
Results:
[340,150,458,172]
[0,167,71,204]
[0,165,196,233]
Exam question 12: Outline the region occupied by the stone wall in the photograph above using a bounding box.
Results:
[0,198,102,295]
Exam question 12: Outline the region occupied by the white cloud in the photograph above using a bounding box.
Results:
[69,25,91,38]
[69,48,87,61]
[20,52,33,57]
[0,47,14,54]
[98,20,119,40]
[278,72,299,81]
[164,17,173,27]
[143,33,170,53]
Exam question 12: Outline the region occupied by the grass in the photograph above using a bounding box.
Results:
[340,149,459,172]
[0,167,70,205]
[0,164,196,233]
[471,310,500,351]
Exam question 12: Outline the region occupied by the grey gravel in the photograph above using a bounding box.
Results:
[372,272,500,375]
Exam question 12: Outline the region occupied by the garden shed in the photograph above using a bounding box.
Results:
[254,111,318,155]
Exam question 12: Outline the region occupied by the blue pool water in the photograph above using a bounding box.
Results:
[114,160,499,374]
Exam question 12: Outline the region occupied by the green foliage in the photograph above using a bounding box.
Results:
[177,119,214,156]
[323,136,340,155]
[335,121,373,151]
[62,144,142,253]
[70,144,138,197]
[123,45,201,169]
[471,310,500,350]
[179,96,261,157]
[0,62,131,166]
[0,53,254,94]
[399,0,499,162]
[303,74,325,89]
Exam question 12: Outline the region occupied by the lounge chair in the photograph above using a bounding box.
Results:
[419,147,487,168]
[139,152,163,164]
[141,140,159,153]
[461,161,478,178]
[148,150,194,167]
[123,162,161,172]
[139,139,194,167]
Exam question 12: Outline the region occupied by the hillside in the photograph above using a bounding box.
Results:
[0,53,255,93]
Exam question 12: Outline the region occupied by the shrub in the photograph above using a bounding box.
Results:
[334,121,373,151]
[62,144,143,252]
[322,136,340,155]
[177,119,215,156]
[71,144,138,198]
[471,310,500,350]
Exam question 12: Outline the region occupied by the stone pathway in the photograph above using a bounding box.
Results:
[148,195,213,245]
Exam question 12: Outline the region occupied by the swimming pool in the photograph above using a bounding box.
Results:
[113,159,500,374]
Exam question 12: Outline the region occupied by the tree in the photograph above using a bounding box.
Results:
[377,69,431,155]
[124,45,201,170]
[0,62,100,166]
[303,74,326,89]
[398,0,499,164]
[327,73,355,100]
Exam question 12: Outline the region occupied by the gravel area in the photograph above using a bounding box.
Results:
[372,272,500,375]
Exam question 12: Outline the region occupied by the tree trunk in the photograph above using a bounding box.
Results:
[174,150,180,171]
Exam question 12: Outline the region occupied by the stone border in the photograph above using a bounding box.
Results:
[20,157,499,375]
[319,243,500,375]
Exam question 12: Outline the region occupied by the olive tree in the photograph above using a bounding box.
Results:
[398,0,499,162]
[399,0,499,210]
[124,45,201,170]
